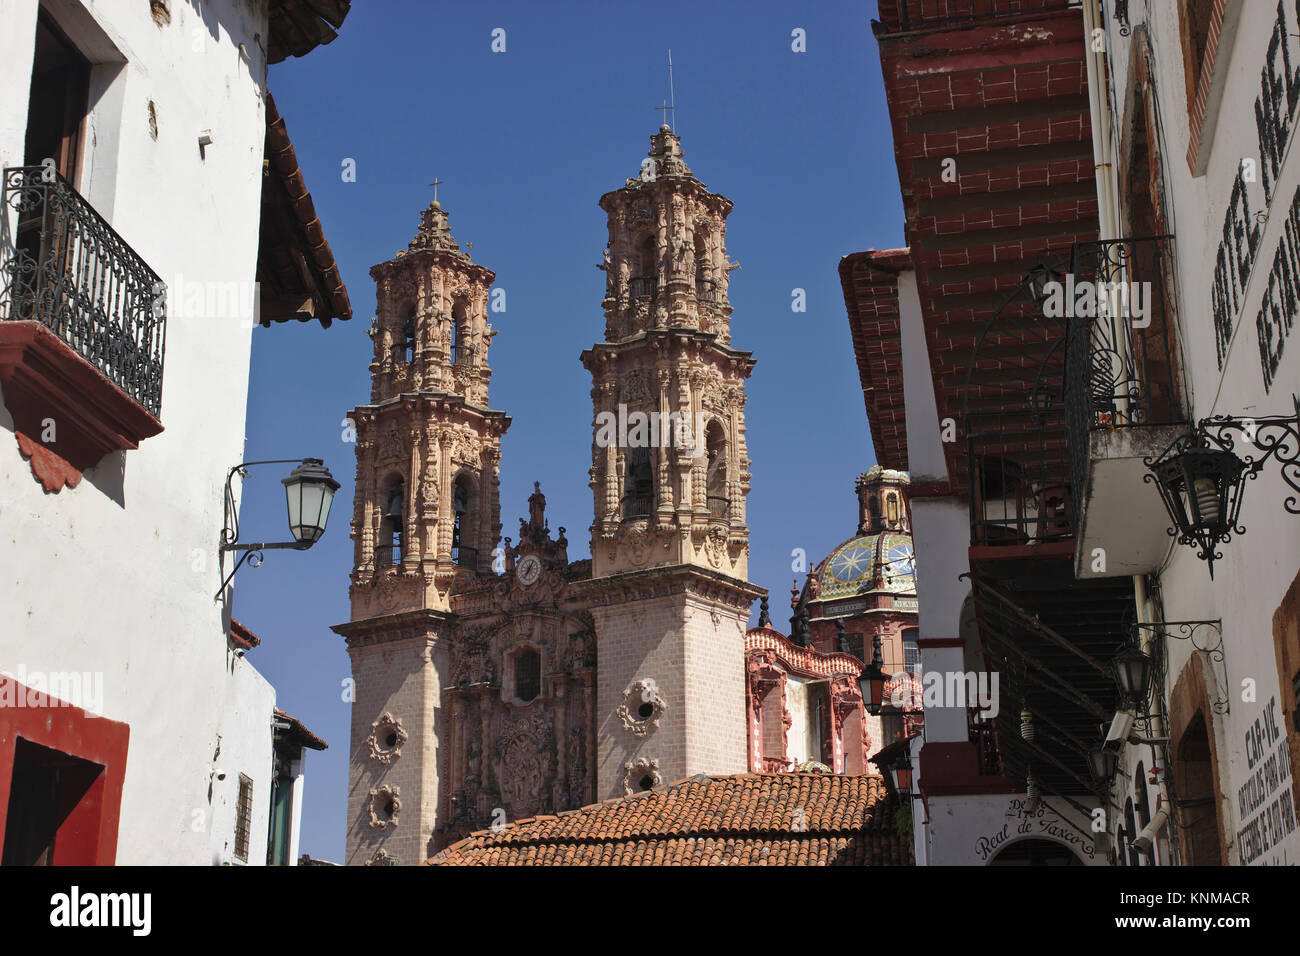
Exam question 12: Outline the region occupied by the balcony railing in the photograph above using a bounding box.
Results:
[374,544,401,567]
[2,167,166,416]
[696,278,721,303]
[1065,235,1184,517]
[628,275,657,301]
[707,495,730,519]
[622,492,653,519]
[449,344,474,366]
[452,544,478,569]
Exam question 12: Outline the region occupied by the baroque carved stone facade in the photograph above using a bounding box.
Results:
[336,129,768,865]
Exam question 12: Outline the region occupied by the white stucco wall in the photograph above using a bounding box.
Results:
[898,269,949,483]
[209,652,275,866]
[0,0,275,864]
[926,792,1105,866]
[1089,0,1300,865]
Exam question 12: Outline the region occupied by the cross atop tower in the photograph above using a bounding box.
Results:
[655,50,676,132]
[428,178,443,206]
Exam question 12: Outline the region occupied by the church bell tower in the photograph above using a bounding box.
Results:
[333,199,509,866]
[579,127,764,798]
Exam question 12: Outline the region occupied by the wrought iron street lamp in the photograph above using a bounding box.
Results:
[1144,396,1300,577]
[217,458,340,597]
[858,633,887,717]
[282,458,340,545]
[1111,643,1153,707]
[889,750,914,798]
[1088,748,1118,789]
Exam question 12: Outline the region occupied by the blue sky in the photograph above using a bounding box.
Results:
[235,0,901,862]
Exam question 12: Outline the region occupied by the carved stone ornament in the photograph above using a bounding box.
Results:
[496,712,550,819]
[704,525,728,569]
[368,785,401,829]
[616,679,667,738]
[366,713,409,765]
[365,849,399,866]
[623,757,663,796]
[624,524,654,566]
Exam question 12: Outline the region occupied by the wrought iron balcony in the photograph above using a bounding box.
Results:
[2,166,166,416]
[449,344,474,366]
[628,275,657,301]
[452,544,478,569]
[1064,236,1188,578]
[696,278,721,304]
[373,544,401,567]
[707,494,730,519]
[1065,236,1183,437]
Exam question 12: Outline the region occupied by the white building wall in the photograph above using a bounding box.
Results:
[0,0,274,864]
[898,269,949,484]
[209,653,275,866]
[1090,0,1300,865]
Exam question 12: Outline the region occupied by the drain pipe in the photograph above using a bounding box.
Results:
[1081,0,1118,241]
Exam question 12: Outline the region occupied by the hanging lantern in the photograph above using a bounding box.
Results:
[858,633,887,717]
[1088,749,1118,788]
[1111,643,1153,706]
[1144,401,1300,578]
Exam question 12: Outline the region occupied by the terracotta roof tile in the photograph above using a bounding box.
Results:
[427,773,912,866]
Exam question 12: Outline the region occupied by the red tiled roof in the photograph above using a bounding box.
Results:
[427,773,912,866]
[274,708,327,751]
[229,618,261,650]
[257,93,352,327]
[267,0,349,65]
[840,249,912,471]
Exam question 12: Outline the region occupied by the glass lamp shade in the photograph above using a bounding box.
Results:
[1112,643,1153,703]
[1150,448,1245,539]
[282,458,340,546]
[892,753,914,795]
[1088,749,1118,785]
[858,635,887,716]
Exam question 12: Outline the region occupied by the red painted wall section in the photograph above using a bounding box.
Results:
[0,677,130,865]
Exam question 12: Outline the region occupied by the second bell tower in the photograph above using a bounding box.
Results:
[334,200,509,866]
[579,127,764,798]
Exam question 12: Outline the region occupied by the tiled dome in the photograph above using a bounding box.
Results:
[815,532,916,599]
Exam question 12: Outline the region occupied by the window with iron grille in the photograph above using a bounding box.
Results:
[234,774,253,863]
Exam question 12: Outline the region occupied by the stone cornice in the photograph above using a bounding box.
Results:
[350,391,510,424]
[370,247,495,286]
[332,608,456,649]
[580,329,755,374]
[572,564,764,615]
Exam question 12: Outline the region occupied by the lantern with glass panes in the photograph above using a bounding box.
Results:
[217,458,340,597]
[858,633,887,717]
[1144,397,1300,578]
